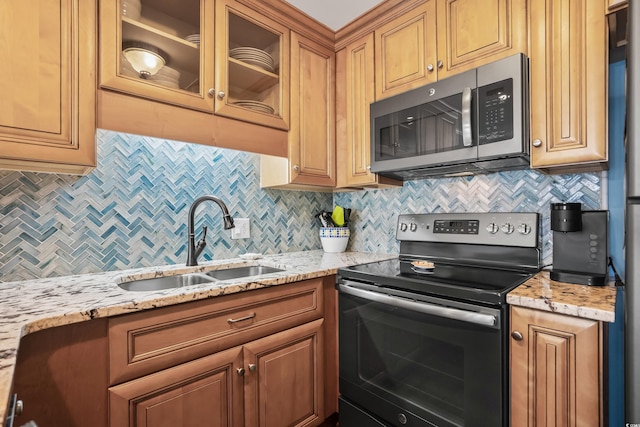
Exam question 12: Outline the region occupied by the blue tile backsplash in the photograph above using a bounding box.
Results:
[0,130,601,282]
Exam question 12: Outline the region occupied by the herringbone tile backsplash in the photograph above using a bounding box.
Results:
[0,130,601,282]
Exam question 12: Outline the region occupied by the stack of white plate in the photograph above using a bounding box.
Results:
[121,0,142,20]
[185,34,200,47]
[148,65,181,89]
[231,100,275,114]
[229,47,275,73]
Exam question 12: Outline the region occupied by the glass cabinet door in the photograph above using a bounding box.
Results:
[214,0,289,130]
[100,0,214,112]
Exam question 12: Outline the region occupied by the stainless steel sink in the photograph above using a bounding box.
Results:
[117,265,285,291]
[205,265,284,281]
[117,273,217,292]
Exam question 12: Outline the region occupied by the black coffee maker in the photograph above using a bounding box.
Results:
[550,203,609,286]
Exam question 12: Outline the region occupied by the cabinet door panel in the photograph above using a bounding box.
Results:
[243,319,324,427]
[529,0,607,169]
[289,33,335,186]
[510,306,601,427]
[109,347,244,427]
[436,0,528,78]
[375,0,437,99]
[0,0,96,172]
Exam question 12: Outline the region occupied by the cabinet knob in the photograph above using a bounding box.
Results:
[532,139,543,148]
[511,331,524,341]
[248,363,257,372]
[208,88,215,98]
[427,64,434,72]
[293,164,300,172]
[217,91,226,99]
[366,165,371,170]
[15,399,24,416]
[437,60,443,69]
[237,367,245,376]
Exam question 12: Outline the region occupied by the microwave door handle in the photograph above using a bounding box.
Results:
[461,87,473,147]
[338,283,496,327]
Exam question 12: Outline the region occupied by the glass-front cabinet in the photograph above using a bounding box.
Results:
[100,0,214,111]
[214,0,289,130]
[100,0,289,129]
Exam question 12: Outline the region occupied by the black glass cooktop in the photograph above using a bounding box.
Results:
[337,258,535,306]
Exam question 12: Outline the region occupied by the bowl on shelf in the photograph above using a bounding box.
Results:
[319,227,350,253]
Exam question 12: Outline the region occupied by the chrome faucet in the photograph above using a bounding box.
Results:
[186,195,235,266]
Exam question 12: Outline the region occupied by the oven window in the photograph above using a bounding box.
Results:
[374,93,468,161]
[339,292,504,427]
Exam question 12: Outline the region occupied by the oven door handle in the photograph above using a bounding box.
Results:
[338,283,496,327]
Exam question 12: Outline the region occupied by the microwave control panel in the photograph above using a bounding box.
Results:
[478,78,514,144]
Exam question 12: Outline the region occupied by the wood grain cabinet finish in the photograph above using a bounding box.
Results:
[243,319,325,427]
[436,0,528,79]
[0,0,96,174]
[529,0,608,172]
[108,279,323,385]
[261,32,336,190]
[335,34,401,189]
[109,347,244,427]
[374,0,437,100]
[510,306,602,427]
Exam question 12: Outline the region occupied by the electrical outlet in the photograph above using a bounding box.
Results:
[231,218,250,239]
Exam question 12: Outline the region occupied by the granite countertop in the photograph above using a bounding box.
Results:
[507,270,618,322]
[0,250,395,421]
[0,253,619,421]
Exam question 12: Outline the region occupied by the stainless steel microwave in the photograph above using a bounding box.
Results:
[370,53,530,180]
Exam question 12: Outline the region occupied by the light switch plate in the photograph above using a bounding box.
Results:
[231,218,250,239]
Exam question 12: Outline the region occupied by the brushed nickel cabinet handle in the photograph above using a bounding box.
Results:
[208,88,215,97]
[293,164,300,172]
[217,91,225,99]
[227,312,256,324]
[237,368,245,376]
[248,363,257,372]
[511,331,524,341]
[437,60,443,69]
[532,139,543,148]
[427,64,434,72]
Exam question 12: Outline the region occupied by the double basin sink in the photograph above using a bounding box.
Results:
[118,265,285,292]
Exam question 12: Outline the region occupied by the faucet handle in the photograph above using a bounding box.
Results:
[200,226,208,240]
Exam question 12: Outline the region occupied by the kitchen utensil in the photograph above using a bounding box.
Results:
[332,206,345,227]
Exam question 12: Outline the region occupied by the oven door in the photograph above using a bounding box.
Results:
[337,280,507,427]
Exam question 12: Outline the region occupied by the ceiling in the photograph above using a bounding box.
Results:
[283,0,385,31]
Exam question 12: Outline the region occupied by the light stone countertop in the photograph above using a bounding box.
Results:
[507,270,618,322]
[0,250,395,422]
[0,253,619,421]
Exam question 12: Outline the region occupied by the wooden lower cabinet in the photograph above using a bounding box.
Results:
[109,347,245,427]
[109,319,324,427]
[510,306,602,427]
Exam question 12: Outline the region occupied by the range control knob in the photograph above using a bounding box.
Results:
[486,223,499,234]
[518,223,532,235]
[409,223,418,232]
[399,223,408,232]
[501,223,515,234]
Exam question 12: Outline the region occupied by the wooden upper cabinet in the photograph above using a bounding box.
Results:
[436,0,528,79]
[261,32,335,190]
[336,34,401,189]
[375,0,437,100]
[100,0,215,112]
[510,306,602,427]
[529,0,608,171]
[214,0,290,130]
[0,0,96,174]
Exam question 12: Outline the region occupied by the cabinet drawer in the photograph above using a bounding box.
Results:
[109,279,323,384]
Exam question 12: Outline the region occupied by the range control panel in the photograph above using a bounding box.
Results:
[397,212,539,247]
